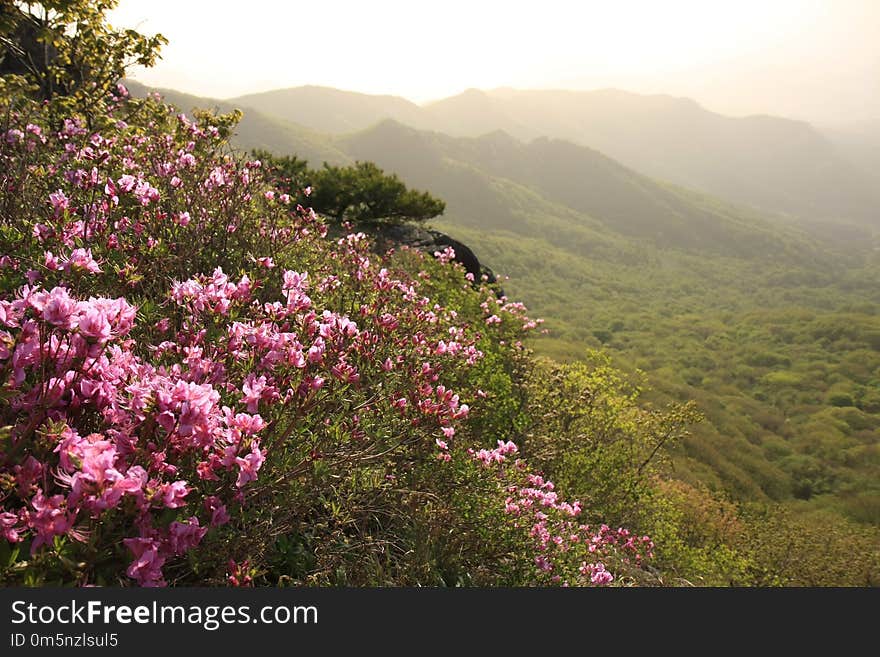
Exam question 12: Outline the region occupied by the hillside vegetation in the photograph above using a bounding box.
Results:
[136,79,880,553]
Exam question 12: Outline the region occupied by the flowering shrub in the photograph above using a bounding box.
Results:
[0,277,268,585]
[0,85,653,586]
[462,440,654,586]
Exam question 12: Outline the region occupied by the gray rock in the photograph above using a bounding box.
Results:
[372,224,500,291]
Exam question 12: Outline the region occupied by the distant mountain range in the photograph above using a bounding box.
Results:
[126,81,874,256]
[823,118,880,187]
[228,85,879,228]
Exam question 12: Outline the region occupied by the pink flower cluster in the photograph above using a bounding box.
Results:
[0,281,264,585]
[171,268,253,316]
[472,440,519,466]
[494,458,654,586]
[480,295,544,333]
[2,101,323,304]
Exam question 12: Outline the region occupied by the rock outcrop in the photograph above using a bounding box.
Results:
[372,224,500,291]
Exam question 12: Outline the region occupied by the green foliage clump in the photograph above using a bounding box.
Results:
[255,151,445,228]
[1,0,166,125]
[515,352,702,527]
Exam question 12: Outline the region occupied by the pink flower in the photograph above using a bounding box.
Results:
[5,128,23,144]
[41,287,77,328]
[77,306,111,341]
[241,374,267,412]
[282,270,308,292]
[32,223,52,242]
[61,118,86,136]
[64,435,123,500]
[117,174,137,192]
[226,410,266,436]
[496,440,518,455]
[235,442,265,488]
[134,179,160,205]
[203,496,230,527]
[307,337,325,364]
[177,152,196,168]
[0,511,23,543]
[194,453,221,480]
[158,481,189,508]
[64,248,102,274]
[534,555,553,572]
[123,537,166,586]
[331,360,360,383]
[44,251,61,271]
[168,517,208,555]
[48,189,69,215]
[581,562,614,585]
[26,491,75,553]
[433,246,456,264]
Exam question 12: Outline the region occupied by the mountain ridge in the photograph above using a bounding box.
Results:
[335,118,825,260]
[212,82,879,227]
[124,80,352,166]
[125,79,847,260]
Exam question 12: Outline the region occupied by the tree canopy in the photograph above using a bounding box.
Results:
[0,0,166,121]
[310,161,445,226]
[256,151,446,227]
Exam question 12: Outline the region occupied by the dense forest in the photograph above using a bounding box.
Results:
[1,1,877,587]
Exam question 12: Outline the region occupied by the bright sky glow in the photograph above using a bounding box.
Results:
[111,0,880,123]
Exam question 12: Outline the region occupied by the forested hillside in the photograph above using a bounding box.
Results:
[338,120,810,256]
[330,120,880,524]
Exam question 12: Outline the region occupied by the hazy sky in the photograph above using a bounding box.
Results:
[111,0,879,124]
